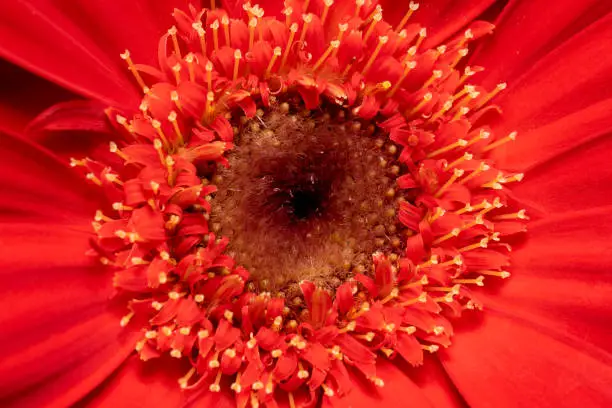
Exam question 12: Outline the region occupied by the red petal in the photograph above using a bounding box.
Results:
[0,223,136,406]
[482,207,612,353]
[442,312,612,407]
[0,132,102,222]
[485,12,612,171]
[80,356,188,407]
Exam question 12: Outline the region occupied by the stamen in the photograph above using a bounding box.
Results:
[459,162,490,185]
[453,276,485,286]
[280,23,299,71]
[168,26,182,59]
[458,237,489,252]
[248,17,257,51]
[168,111,184,145]
[387,60,416,97]
[408,92,433,115]
[477,82,507,108]
[120,50,148,93]
[312,40,340,71]
[209,369,223,392]
[395,1,419,33]
[86,173,102,186]
[205,61,213,91]
[482,131,517,152]
[363,11,382,42]
[362,35,388,76]
[192,22,207,55]
[432,228,460,245]
[435,168,464,198]
[427,138,467,158]
[354,0,365,17]
[172,63,182,85]
[151,120,169,148]
[266,47,282,77]
[446,152,473,170]
[422,69,443,89]
[211,20,220,52]
[171,90,183,111]
[321,0,334,25]
[222,16,231,47]
[233,49,242,82]
[282,6,293,27]
[299,14,313,44]
[494,209,529,220]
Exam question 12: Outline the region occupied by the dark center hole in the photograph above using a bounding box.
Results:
[287,186,324,220]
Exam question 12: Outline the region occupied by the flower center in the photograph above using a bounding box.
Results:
[210,100,406,297]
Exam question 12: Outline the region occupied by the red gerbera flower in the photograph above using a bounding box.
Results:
[1,0,612,407]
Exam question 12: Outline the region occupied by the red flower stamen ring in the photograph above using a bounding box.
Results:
[71,2,528,406]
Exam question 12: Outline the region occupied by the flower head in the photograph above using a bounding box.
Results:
[1,0,612,407]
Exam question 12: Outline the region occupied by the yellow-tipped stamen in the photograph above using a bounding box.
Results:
[458,238,489,253]
[209,369,223,392]
[171,90,183,112]
[184,54,196,82]
[321,0,334,24]
[408,91,432,115]
[109,141,129,161]
[153,139,166,164]
[233,49,242,81]
[407,28,427,57]
[425,284,460,293]
[427,138,468,158]
[211,20,220,52]
[453,276,485,286]
[192,22,207,55]
[482,131,517,152]
[452,106,470,121]
[477,82,507,108]
[450,48,469,69]
[222,15,231,46]
[459,162,490,185]
[452,84,475,101]
[280,23,299,71]
[399,275,428,290]
[458,66,476,85]
[432,228,460,245]
[494,209,529,220]
[172,63,182,85]
[105,173,124,186]
[266,47,282,77]
[86,173,102,186]
[354,0,365,17]
[446,152,473,170]
[422,344,440,353]
[120,50,148,93]
[417,255,439,269]
[422,69,443,89]
[119,311,135,327]
[151,120,169,148]
[168,26,182,59]
[429,99,453,122]
[437,255,463,268]
[465,128,491,147]
[299,14,313,44]
[114,114,133,133]
[288,392,296,408]
[435,168,464,198]
[395,1,419,33]
[168,111,184,146]
[398,292,428,307]
[166,155,175,185]
[178,367,196,389]
[429,207,446,222]
[205,61,213,91]
[501,173,524,184]
[363,11,382,43]
[312,40,340,71]
[388,60,417,97]
[248,17,257,51]
[282,6,293,28]
[479,270,511,279]
[204,91,215,120]
[362,35,388,76]
[331,23,348,58]
[457,28,474,48]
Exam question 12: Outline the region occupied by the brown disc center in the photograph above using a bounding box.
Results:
[209,101,405,299]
